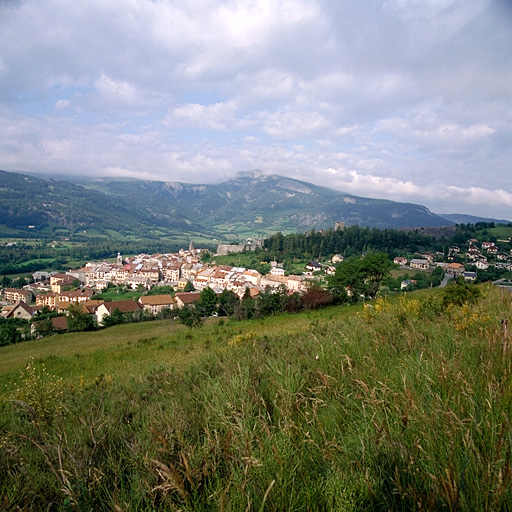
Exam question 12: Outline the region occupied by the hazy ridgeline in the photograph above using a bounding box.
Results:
[1,285,511,511]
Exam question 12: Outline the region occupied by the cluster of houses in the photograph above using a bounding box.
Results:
[63,248,313,296]
[394,238,512,283]
[2,236,510,333]
[1,246,317,332]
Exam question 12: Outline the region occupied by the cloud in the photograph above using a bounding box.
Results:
[55,99,70,110]
[0,0,511,219]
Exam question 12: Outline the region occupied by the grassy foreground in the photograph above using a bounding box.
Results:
[1,286,511,511]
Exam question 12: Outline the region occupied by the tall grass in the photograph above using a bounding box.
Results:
[1,285,511,510]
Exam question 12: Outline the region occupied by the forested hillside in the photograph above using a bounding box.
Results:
[0,170,455,240]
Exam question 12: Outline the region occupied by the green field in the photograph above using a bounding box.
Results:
[1,285,511,510]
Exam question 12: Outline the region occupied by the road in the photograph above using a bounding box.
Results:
[439,273,454,288]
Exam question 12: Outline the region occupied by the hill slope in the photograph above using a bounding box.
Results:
[80,171,454,233]
[0,170,205,238]
[1,169,454,238]
[1,286,511,510]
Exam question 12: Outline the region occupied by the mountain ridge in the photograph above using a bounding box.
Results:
[1,168,496,240]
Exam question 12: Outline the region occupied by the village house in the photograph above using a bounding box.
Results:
[138,294,176,314]
[261,274,288,289]
[4,301,35,320]
[161,262,181,282]
[410,259,429,270]
[123,275,151,290]
[176,279,190,290]
[332,254,344,264]
[3,287,34,304]
[93,279,111,290]
[95,300,142,325]
[180,263,195,280]
[24,282,52,296]
[174,292,201,309]
[35,292,59,309]
[270,266,285,276]
[401,279,417,290]
[420,252,435,263]
[210,267,232,289]
[32,271,51,281]
[193,267,215,289]
[242,269,262,286]
[226,279,251,297]
[463,271,477,281]
[324,266,337,276]
[446,262,465,275]
[59,290,94,303]
[50,273,75,293]
[136,264,161,283]
[306,261,322,273]
[32,315,69,337]
[476,260,490,270]
[287,275,308,293]
[467,247,482,260]
[394,257,408,266]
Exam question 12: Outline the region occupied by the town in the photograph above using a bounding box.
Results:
[1,242,310,331]
[2,232,512,335]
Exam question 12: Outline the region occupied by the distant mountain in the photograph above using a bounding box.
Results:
[0,170,204,238]
[80,172,454,233]
[438,213,511,225]
[0,169,455,239]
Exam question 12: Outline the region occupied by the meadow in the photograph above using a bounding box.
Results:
[1,285,511,511]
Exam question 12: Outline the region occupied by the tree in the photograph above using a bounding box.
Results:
[328,252,394,301]
[254,285,287,318]
[196,287,218,317]
[146,285,174,296]
[32,318,56,338]
[442,278,481,307]
[177,305,203,328]
[301,284,333,310]
[183,281,195,292]
[102,308,125,327]
[12,276,27,288]
[0,323,22,346]
[34,305,59,321]
[67,303,95,332]
[234,288,255,320]
[217,289,239,317]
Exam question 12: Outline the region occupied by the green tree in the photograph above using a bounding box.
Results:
[146,285,174,296]
[12,276,27,288]
[217,289,239,317]
[102,308,125,327]
[442,278,481,307]
[197,287,218,317]
[328,252,394,301]
[234,288,255,320]
[67,303,95,332]
[0,323,22,346]
[183,281,195,292]
[32,318,56,338]
[176,305,203,328]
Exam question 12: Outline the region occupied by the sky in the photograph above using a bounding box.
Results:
[0,0,511,220]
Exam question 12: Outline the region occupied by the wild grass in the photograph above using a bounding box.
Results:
[1,285,511,510]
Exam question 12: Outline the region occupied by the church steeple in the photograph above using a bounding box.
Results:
[189,239,194,253]
[117,252,122,265]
